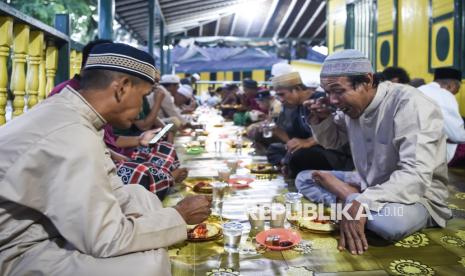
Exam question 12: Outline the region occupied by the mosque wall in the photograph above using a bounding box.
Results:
[290,60,323,84]
[327,0,465,116]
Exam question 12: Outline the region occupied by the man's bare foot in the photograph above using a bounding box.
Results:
[172,168,188,183]
[312,171,359,200]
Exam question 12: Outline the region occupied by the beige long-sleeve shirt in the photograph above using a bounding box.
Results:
[310,82,451,227]
[0,87,187,272]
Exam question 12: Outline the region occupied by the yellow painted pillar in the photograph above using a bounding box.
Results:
[216,71,225,89]
[69,49,76,78]
[45,41,58,97]
[11,24,30,118]
[75,51,82,73]
[199,72,209,96]
[252,70,265,83]
[38,46,46,101]
[225,71,233,82]
[26,31,43,109]
[0,17,13,125]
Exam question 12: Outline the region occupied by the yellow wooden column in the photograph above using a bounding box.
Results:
[69,50,76,78]
[45,41,58,97]
[0,17,13,125]
[75,51,82,74]
[38,45,46,101]
[10,23,30,118]
[26,31,43,109]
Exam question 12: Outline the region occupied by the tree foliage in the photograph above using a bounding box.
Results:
[6,0,97,44]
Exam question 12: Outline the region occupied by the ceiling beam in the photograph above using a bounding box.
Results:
[116,2,149,13]
[116,0,145,7]
[167,10,234,32]
[118,7,149,18]
[214,16,220,36]
[162,0,213,9]
[165,1,243,21]
[119,13,146,22]
[168,10,230,27]
[125,17,152,26]
[115,14,144,43]
[309,21,327,44]
[229,13,238,36]
[284,0,311,38]
[273,0,297,38]
[259,0,279,37]
[155,0,167,27]
[298,0,326,38]
[163,0,236,15]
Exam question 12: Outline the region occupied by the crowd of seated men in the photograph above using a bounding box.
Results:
[0,38,462,275]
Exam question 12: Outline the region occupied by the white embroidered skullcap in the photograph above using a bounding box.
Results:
[192,73,201,81]
[271,62,293,77]
[160,74,180,84]
[320,49,374,77]
[177,84,193,98]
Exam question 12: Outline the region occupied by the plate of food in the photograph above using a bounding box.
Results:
[185,141,203,148]
[228,141,251,148]
[186,146,204,155]
[296,217,337,233]
[192,180,213,193]
[246,163,279,174]
[255,228,301,250]
[187,223,222,242]
[228,177,254,189]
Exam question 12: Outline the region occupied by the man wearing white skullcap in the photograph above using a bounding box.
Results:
[174,84,197,113]
[177,84,193,99]
[153,74,190,128]
[296,49,451,255]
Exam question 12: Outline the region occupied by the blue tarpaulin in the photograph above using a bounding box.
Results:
[154,44,325,73]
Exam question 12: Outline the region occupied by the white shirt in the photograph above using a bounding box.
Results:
[418,82,465,162]
[201,94,221,107]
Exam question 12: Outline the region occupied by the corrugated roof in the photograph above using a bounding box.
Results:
[115,0,327,46]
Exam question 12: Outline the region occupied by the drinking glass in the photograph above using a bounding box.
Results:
[226,160,238,174]
[262,121,275,138]
[285,192,303,218]
[270,203,286,228]
[247,205,265,230]
[218,168,231,182]
[222,221,244,253]
[212,182,228,217]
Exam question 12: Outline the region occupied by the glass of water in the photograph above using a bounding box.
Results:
[262,121,275,138]
[223,221,244,253]
[285,192,303,218]
[226,159,238,174]
[212,182,228,217]
[218,168,231,182]
[270,203,286,228]
[247,205,265,230]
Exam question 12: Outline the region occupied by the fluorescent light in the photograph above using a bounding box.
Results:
[235,1,261,20]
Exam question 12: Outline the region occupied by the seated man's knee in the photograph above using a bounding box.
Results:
[367,210,427,242]
[295,170,315,190]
